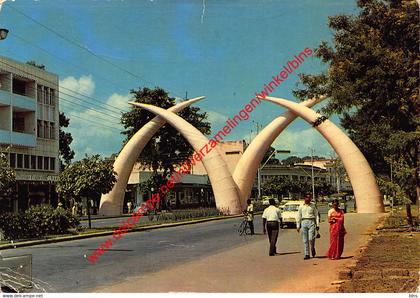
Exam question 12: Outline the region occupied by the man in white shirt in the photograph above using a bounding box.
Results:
[246,199,254,235]
[296,193,320,260]
[262,199,282,256]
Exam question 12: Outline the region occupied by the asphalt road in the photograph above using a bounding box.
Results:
[80,215,152,228]
[97,212,380,293]
[0,202,356,292]
[1,216,266,292]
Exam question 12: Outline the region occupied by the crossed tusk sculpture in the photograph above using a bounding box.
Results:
[99,96,384,216]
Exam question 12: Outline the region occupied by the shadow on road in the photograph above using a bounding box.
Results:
[276,251,300,256]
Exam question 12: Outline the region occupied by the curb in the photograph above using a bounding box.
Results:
[324,213,389,293]
[79,214,132,221]
[0,213,249,250]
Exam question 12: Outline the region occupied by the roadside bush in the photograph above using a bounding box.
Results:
[0,204,79,240]
[162,208,223,222]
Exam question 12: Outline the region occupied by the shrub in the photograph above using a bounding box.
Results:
[0,204,79,240]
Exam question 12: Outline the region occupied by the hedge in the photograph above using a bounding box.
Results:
[0,204,79,240]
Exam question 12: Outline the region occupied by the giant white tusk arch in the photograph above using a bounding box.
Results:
[99,97,205,216]
[233,96,325,205]
[129,103,243,214]
[264,96,384,213]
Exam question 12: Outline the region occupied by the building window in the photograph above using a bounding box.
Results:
[43,87,48,104]
[50,123,55,139]
[50,157,55,171]
[37,156,43,170]
[17,154,23,168]
[12,78,26,96]
[43,121,49,139]
[37,86,43,103]
[24,155,29,169]
[9,153,16,168]
[37,120,42,138]
[43,157,49,170]
[30,155,36,169]
[12,115,25,133]
[50,89,56,106]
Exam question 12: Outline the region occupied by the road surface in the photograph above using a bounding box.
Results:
[0,205,376,293]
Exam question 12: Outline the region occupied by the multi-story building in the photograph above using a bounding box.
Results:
[191,140,246,175]
[126,163,214,212]
[0,56,59,213]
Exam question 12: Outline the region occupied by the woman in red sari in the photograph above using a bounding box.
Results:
[327,199,346,259]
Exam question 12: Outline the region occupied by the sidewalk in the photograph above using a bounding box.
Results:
[95,213,383,293]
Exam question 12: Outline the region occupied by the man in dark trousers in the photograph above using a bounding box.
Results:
[246,199,255,235]
[262,198,282,256]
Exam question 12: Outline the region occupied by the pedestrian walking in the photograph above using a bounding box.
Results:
[245,199,254,235]
[262,198,282,256]
[127,201,133,214]
[326,199,346,260]
[296,193,320,260]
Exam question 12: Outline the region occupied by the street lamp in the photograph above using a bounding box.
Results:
[257,149,291,200]
[0,28,8,40]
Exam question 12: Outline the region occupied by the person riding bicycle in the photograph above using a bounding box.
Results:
[245,199,254,235]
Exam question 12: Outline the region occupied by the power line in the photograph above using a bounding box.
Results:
[59,97,122,123]
[7,5,185,100]
[62,110,122,132]
[0,59,126,119]
[0,62,126,130]
[10,32,131,98]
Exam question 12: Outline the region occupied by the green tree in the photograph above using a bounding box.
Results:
[281,156,303,166]
[262,176,287,198]
[56,154,116,204]
[26,60,45,70]
[56,155,116,228]
[121,87,211,208]
[294,0,419,217]
[314,181,335,198]
[262,176,306,199]
[59,112,75,168]
[262,146,280,165]
[0,150,16,199]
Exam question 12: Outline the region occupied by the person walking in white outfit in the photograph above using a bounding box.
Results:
[296,193,320,260]
[262,199,282,256]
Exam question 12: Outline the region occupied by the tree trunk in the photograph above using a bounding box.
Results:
[405,203,413,230]
[416,166,420,220]
[87,198,92,229]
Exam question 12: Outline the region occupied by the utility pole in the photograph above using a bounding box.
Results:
[254,121,262,200]
[310,147,316,203]
[258,149,290,201]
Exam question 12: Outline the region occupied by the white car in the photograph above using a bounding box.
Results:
[262,197,279,206]
[281,200,305,228]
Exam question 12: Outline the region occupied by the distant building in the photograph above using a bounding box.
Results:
[125,140,353,209]
[126,163,214,211]
[191,140,246,175]
[0,56,59,213]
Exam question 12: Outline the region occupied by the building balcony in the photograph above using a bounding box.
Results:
[0,129,36,147]
[0,89,36,111]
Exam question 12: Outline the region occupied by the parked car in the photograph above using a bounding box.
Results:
[280,200,304,228]
[262,197,279,206]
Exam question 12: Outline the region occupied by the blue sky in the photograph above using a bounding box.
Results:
[0,0,358,160]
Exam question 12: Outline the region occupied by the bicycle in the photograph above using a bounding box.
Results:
[238,212,252,236]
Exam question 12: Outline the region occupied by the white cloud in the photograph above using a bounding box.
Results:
[60,75,95,97]
[207,110,228,126]
[59,75,131,160]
